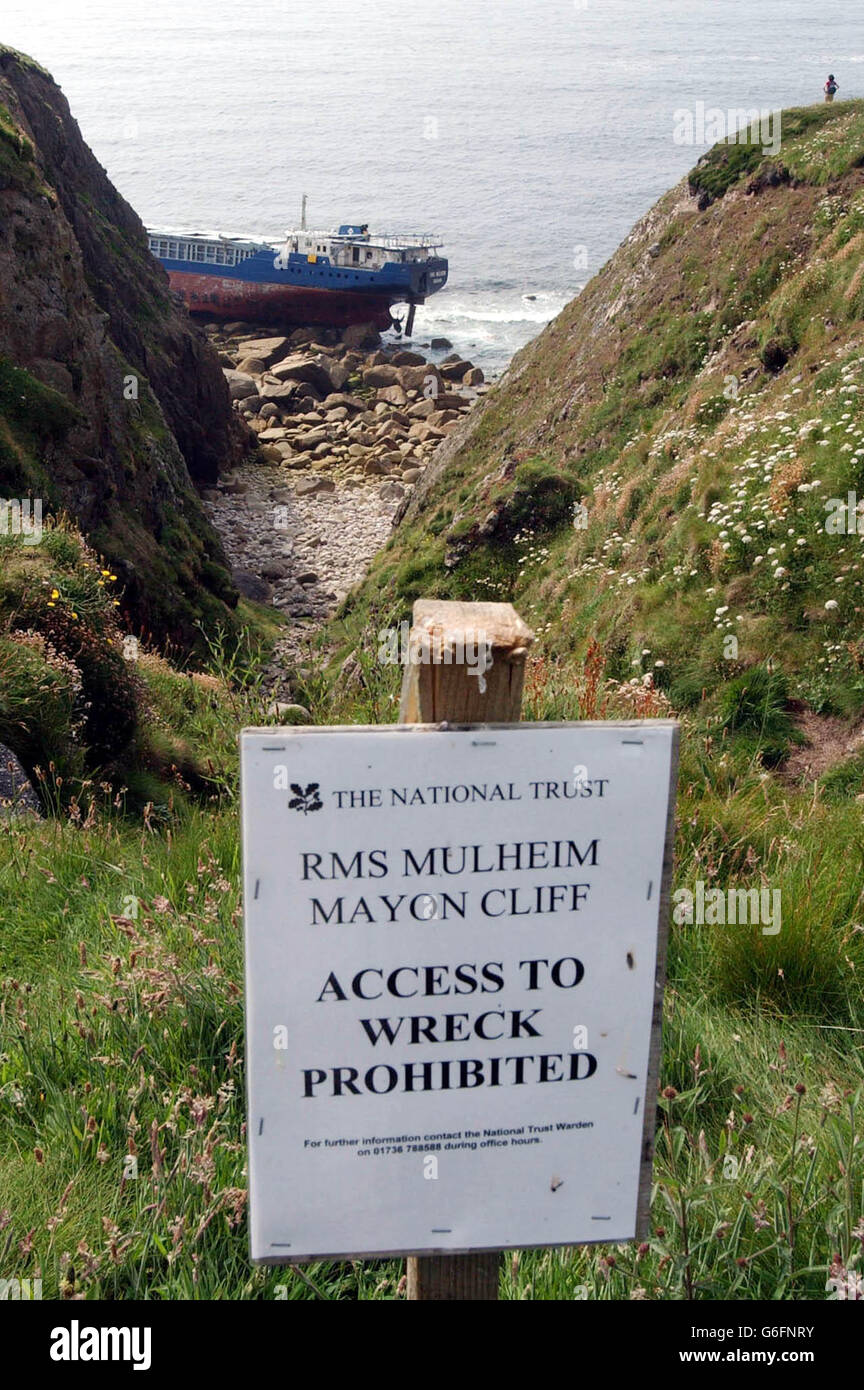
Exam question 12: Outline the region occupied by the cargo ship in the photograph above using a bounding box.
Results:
[147,204,447,335]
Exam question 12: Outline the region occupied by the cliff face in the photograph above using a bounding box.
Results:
[0,47,248,650]
[338,101,864,734]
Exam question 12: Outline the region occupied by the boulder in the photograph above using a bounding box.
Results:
[430,336,453,351]
[341,321,380,350]
[258,379,308,406]
[262,559,293,581]
[259,402,280,420]
[322,392,366,414]
[297,571,319,585]
[268,354,337,395]
[391,349,427,367]
[397,364,442,393]
[377,384,409,406]
[401,467,422,483]
[363,364,399,388]
[0,745,41,818]
[408,398,437,419]
[235,356,268,376]
[379,481,406,502]
[288,327,319,349]
[327,362,353,391]
[463,366,485,386]
[295,476,336,496]
[440,359,471,381]
[234,336,291,366]
[231,569,273,601]
[224,370,259,402]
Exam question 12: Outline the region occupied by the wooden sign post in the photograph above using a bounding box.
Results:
[400,600,534,1301]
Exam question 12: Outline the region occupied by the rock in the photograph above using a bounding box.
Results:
[363,364,399,388]
[379,481,406,501]
[0,745,41,818]
[259,402,280,420]
[224,370,259,402]
[322,392,365,414]
[294,476,336,496]
[648,242,662,258]
[262,559,293,581]
[436,393,471,410]
[397,364,442,393]
[341,321,380,350]
[378,384,409,406]
[391,349,426,366]
[235,356,268,376]
[408,398,436,419]
[297,571,319,585]
[440,359,471,381]
[266,702,313,724]
[401,468,422,483]
[268,354,337,395]
[363,458,387,475]
[258,379,307,406]
[231,569,273,601]
[260,445,285,463]
[431,337,453,351]
[463,366,485,386]
[258,427,290,441]
[288,327,318,349]
[328,362,353,391]
[234,336,291,365]
[221,478,251,494]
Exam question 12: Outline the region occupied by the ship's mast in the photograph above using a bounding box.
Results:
[301,193,307,231]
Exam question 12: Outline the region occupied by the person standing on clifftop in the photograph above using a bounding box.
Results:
[825,74,839,102]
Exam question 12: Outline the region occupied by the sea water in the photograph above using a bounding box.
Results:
[3,0,861,375]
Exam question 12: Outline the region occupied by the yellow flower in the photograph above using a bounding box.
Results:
[51,588,59,599]
[71,611,78,619]
[47,601,55,608]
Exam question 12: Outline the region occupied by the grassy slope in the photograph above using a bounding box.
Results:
[2,104,864,1301]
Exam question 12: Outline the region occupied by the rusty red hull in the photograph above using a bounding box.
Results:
[167,270,395,330]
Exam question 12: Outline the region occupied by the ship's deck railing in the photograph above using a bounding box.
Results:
[339,234,443,250]
[283,229,443,250]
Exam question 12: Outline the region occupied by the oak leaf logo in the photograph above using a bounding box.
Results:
[289,782,322,814]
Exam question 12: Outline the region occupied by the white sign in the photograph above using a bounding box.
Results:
[240,721,678,1262]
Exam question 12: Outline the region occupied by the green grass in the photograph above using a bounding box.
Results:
[1,640,862,1301]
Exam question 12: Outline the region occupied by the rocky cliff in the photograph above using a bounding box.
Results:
[334,101,864,757]
[0,46,248,650]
